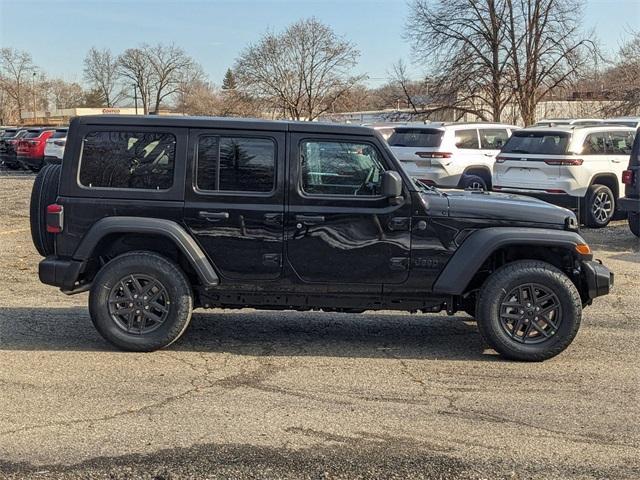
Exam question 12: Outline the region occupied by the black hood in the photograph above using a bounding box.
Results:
[421,190,577,227]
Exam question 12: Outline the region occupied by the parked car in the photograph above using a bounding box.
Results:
[388,122,519,190]
[0,128,28,169]
[534,118,603,127]
[43,127,68,165]
[604,117,640,129]
[493,125,636,227]
[16,128,55,171]
[29,115,612,361]
[618,128,640,237]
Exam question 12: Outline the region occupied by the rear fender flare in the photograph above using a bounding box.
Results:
[73,217,219,287]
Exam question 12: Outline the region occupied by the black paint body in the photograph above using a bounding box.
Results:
[44,115,605,312]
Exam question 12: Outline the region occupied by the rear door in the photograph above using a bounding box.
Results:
[183,128,286,282]
[479,128,510,166]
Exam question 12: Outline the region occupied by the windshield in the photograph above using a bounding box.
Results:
[502,131,570,155]
[388,128,444,148]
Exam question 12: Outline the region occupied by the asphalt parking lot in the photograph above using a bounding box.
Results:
[0,172,638,479]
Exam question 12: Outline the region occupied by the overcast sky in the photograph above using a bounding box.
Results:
[1,0,639,87]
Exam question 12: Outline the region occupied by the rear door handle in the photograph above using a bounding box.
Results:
[199,211,229,221]
[295,214,325,225]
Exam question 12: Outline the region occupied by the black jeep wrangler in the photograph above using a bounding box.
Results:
[30,115,613,361]
[619,127,640,237]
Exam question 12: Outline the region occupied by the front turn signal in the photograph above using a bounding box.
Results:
[575,243,591,255]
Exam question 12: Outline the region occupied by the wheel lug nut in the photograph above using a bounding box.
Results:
[134,295,138,299]
[144,306,149,310]
[520,310,524,314]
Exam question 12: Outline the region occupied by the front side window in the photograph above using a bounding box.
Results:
[300,140,386,196]
[79,131,176,190]
[608,131,635,155]
[196,136,275,193]
[582,132,608,155]
[479,129,509,149]
[454,129,479,149]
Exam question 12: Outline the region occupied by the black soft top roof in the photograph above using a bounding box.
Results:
[73,115,374,136]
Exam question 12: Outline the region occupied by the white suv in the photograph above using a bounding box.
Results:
[388,122,519,190]
[493,125,637,227]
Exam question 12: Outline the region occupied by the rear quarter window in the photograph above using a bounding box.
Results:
[454,129,479,149]
[79,130,176,190]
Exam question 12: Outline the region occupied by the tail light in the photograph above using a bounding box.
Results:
[46,204,64,233]
[416,152,452,159]
[545,189,567,194]
[544,159,583,166]
[495,156,506,163]
[622,170,634,185]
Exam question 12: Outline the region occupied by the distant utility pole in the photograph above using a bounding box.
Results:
[32,72,37,124]
[133,84,138,115]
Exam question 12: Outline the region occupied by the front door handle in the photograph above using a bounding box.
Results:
[199,211,229,222]
[295,215,325,225]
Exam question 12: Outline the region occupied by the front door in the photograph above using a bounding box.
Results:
[184,128,286,282]
[286,134,412,286]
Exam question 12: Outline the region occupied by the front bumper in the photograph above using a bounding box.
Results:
[17,155,44,170]
[618,197,640,214]
[1,153,19,168]
[582,260,613,300]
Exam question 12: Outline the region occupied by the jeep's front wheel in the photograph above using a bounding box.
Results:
[89,251,193,351]
[476,260,582,361]
[629,212,640,237]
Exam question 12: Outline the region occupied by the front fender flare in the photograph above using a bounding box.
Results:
[432,227,588,295]
[73,216,219,287]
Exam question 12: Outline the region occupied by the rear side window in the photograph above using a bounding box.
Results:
[479,129,509,149]
[24,131,44,139]
[608,131,635,155]
[502,132,569,155]
[79,131,176,190]
[387,129,443,148]
[582,132,608,155]
[454,129,479,149]
[196,136,275,193]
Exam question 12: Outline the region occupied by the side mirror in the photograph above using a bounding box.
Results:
[382,170,403,201]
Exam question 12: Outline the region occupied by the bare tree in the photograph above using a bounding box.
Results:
[48,79,86,109]
[234,18,364,120]
[117,47,154,114]
[147,44,197,113]
[601,31,640,116]
[118,44,198,114]
[0,47,36,122]
[406,0,512,121]
[506,0,597,125]
[83,47,124,107]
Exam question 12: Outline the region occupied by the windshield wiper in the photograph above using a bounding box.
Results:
[416,179,447,196]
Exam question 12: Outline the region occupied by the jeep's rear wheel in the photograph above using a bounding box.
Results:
[89,251,193,351]
[30,164,62,257]
[476,260,582,361]
[629,212,640,237]
[584,184,615,228]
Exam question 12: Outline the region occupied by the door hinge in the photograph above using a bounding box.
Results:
[388,217,410,231]
[390,257,409,271]
[262,253,281,267]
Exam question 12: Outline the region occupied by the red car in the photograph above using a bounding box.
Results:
[17,128,55,172]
